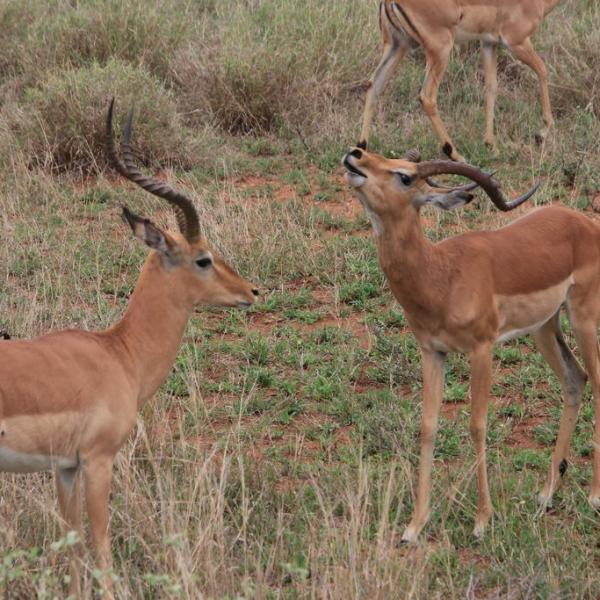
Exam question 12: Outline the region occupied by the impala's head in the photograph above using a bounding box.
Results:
[107,99,258,309]
[342,147,539,226]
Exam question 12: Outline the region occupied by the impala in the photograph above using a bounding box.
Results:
[0,100,258,597]
[360,0,562,161]
[342,145,600,542]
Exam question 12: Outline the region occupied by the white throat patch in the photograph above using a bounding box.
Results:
[357,194,384,237]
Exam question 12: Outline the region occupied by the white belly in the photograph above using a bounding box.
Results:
[455,28,501,45]
[0,446,77,473]
[495,277,573,343]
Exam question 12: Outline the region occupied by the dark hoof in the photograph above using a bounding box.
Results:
[0,331,10,340]
[357,140,368,150]
[442,142,453,158]
[559,459,568,477]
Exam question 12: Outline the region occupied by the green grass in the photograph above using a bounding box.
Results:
[1,0,600,597]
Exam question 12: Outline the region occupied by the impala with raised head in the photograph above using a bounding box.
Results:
[0,100,258,598]
[360,0,562,160]
[343,145,600,542]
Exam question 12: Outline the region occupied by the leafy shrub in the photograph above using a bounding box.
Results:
[172,0,378,133]
[3,59,193,173]
[0,0,208,84]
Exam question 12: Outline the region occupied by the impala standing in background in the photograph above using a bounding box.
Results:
[0,100,258,598]
[343,145,600,542]
[360,0,562,161]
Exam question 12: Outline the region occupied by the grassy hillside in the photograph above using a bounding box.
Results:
[0,0,599,597]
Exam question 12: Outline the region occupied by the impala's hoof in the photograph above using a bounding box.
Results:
[537,491,552,508]
[472,523,486,539]
[534,126,553,146]
[400,527,419,544]
[588,495,600,511]
[559,459,568,477]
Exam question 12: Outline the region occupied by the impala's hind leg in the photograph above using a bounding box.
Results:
[359,3,412,148]
[567,306,600,507]
[56,466,84,598]
[507,37,554,143]
[532,312,587,507]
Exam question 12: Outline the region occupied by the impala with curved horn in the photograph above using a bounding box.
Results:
[0,99,258,598]
[360,0,562,161]
[343,145,600,542]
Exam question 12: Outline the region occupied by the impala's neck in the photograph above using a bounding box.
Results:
[109,253,194,406]
[372,206,445,315]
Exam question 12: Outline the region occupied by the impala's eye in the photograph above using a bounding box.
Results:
[396,172,413,186]
[196,256,213,269]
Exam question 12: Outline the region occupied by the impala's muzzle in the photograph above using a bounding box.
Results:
[342,152,368,180]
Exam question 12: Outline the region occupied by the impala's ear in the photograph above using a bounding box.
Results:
[122,206,179,260]
[413,190,474,211]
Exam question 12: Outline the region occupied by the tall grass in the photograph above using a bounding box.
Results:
[0,0,599,598]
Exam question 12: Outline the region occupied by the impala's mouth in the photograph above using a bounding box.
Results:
[343,155,367,179]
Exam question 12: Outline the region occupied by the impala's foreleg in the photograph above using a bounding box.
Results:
[84,456,115,599]
[469,344,494,538]
[359,4,411,148]
[481,42,499,150]
[56,465,84,599]
[507,37,554,142]
[402,349,446,543]
[532,313,586,507]
[420,38,465,162]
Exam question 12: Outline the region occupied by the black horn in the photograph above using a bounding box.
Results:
[416,160,539,211]
[105,99,201,244]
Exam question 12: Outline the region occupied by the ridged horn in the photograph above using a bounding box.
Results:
[105,99,201,243]
[416,160,539,211]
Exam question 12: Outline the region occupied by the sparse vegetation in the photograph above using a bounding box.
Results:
[0,0,599,597]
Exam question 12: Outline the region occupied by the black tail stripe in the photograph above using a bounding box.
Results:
[383,1,402,35]
[392,2,423,44]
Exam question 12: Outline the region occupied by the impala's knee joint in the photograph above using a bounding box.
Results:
[420,425,438,445]
[469,422,485,444]
[419,94,437,115]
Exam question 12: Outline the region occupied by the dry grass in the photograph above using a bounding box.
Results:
[0,0,600,598]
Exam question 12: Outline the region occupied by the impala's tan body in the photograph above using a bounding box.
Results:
[344,147,600,542]
[383,205,600,354]
[0,248,237,471]
[0,242,256,597]
[361,0,562,160]
[0,102,259,599]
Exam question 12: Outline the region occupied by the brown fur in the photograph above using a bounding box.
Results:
[361,0,562,159]
[0,225,257,598]
[344,147,600,542]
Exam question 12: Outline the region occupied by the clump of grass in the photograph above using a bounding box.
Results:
[542,1,600,119]
[3,59,193,174]
[0,0,208,85]
[173,0,377,133]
